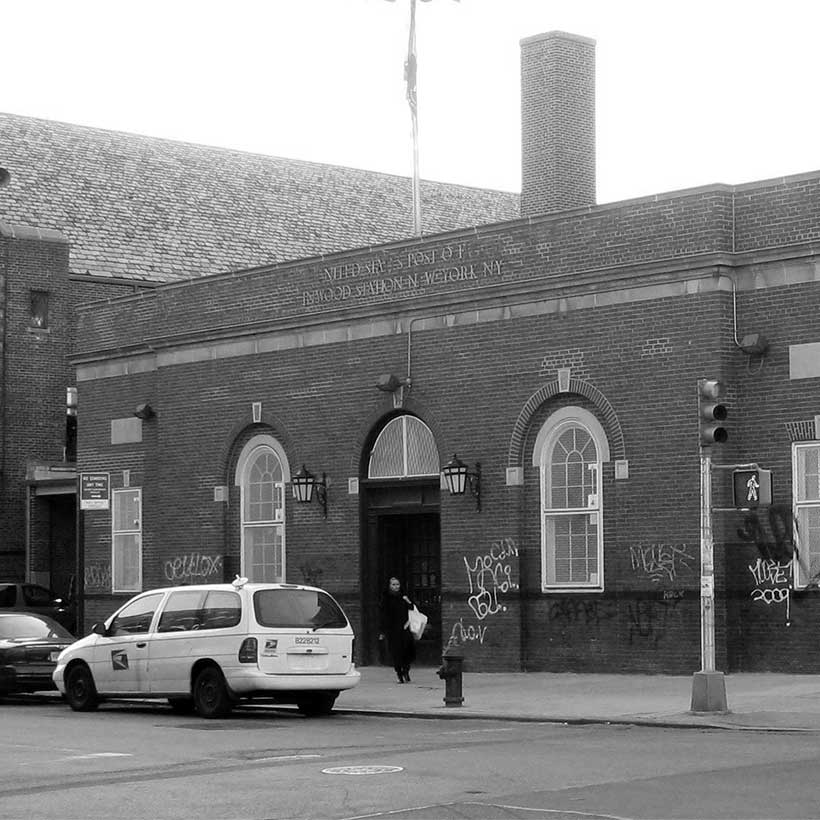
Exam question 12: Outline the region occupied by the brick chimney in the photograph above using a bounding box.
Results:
[520,31,596,217]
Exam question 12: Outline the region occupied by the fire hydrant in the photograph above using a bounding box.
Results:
[437,636,464,707]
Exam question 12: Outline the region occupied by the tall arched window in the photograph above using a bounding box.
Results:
[235,436,290,582]
[533,407,609,592]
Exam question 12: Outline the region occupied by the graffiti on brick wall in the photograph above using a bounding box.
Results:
[737,505,796,563]
[450,538,519,646]
[749,558,791,605]
[163,553,223,584]
[298,561,324,587]
[84,561,111,592]
[548,598,617,627]
[546,596,683,647]
[448,618,488,645]
[738,505,798,623]
[629,542,694,584]
[464,538,519,621]
[627,597,683,647]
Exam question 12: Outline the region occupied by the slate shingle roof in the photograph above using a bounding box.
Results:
[0,113,520,282]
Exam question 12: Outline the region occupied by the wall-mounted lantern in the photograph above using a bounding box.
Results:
[292,464,328,518]
[441,454,481,513]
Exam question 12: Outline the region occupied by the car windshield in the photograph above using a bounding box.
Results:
[0,614,72,640]
[254,589,347,629]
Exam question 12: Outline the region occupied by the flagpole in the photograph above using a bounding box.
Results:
[406,0,422,237]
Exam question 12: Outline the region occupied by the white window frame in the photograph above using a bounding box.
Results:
[112,488,142,593]
[533,407,609,593]
[235,435,291,583]
[793,441,820,589]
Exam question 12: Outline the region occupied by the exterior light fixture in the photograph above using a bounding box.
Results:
[133,402,155,420]
[292,464,328,518]
[441,454,481,512]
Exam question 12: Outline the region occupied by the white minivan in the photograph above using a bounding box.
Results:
[53,577,360,718]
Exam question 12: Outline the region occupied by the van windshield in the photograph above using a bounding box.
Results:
[253,589,347,629]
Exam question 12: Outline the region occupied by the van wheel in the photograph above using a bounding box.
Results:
[65,664,99,712]
[168,697,196,714]
[193,666,233,718]
[297,692,337,717]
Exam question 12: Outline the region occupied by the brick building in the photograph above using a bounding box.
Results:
[67,32,820,673]
[5,30,820,674]
[0,73,518,595]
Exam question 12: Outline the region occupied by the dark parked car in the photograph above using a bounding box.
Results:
[0,612,76,696]
[0,582,75,632]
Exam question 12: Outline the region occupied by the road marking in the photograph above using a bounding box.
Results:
[254,754,321,762]
[62,752,133,760]
[323,765,403,775]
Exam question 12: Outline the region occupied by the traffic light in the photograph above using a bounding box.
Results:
[697,378,727,446]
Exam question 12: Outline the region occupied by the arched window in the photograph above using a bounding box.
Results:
[235,436,291,582]
[368,415,439,478]
[533,407,609,592]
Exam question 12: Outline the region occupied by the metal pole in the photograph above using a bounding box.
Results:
[407,0,422,237]
[700,451,715,672]
[691,446,726,711]
[75,477,85,634]
[411,98,421,237]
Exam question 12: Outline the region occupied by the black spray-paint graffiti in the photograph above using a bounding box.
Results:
[627,597,683,647]
[163,553,223,584]
[464,538,519,621]
[629,542,694,584]
[298,561,324,587]
[548,598,617,627]
[749,558,792,605]
[737,504,796,563]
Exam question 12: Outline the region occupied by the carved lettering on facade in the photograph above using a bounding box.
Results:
[301,243,503,307]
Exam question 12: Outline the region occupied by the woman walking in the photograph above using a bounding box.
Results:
[379,576,415,683]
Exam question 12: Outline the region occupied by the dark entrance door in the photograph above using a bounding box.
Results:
[362,482,441,667]
[376,512,440,666]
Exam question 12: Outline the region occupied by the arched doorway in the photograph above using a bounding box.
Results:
[361,414,441,666]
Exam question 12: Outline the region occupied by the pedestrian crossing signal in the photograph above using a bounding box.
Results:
[697,378,728,446]
[732,469,772,508]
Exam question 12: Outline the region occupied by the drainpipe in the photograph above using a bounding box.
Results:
[0,231,9,497]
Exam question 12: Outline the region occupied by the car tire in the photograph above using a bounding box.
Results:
[297,692,337,717]
[167,697,196,714]
[65,664,99,712]
[192,666,232,718]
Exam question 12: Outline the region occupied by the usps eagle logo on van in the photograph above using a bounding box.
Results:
[111,650,129,670]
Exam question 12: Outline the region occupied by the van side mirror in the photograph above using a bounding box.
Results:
[92,622,107,636]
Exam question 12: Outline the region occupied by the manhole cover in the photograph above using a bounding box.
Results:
[322,765,403,775]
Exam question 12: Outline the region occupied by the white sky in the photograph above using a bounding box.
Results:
[2,0,819,204]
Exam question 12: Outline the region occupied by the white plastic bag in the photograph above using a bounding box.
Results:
[407,605,428,640]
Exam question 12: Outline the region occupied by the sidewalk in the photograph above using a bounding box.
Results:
[333,666,820,732]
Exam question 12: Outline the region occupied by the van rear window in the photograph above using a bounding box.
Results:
[253,589,347,629]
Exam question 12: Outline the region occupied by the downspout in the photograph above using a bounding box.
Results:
[0,230,9,495]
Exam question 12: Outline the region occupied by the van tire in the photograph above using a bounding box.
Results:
[193,666,233,718]
[297,692,337,717]
[65,664,99,712]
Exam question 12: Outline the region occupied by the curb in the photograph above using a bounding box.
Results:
[331,706,820,732]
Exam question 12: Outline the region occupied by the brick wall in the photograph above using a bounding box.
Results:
[71,172,820,673]
[0,228,70,573]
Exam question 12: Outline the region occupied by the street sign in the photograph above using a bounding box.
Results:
[80,472,110,510]
[732,468,772,508]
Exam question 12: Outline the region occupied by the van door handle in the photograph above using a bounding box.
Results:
[136,642,147,648]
